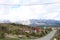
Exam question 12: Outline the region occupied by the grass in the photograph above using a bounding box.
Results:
[0,38,19,40]
[0,38,34,40]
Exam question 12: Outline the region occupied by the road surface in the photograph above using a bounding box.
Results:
[35,30,57,40]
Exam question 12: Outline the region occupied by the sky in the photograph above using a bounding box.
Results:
[0,0,60,22]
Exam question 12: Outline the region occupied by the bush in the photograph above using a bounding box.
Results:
[41,31,45,35]
[45,30,48,34]
[39,34,43,37]
[31,32,35,36]
[0,32,5,39]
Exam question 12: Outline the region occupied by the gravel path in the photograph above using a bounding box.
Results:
[35,30,57,40]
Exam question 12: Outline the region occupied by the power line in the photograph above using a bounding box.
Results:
[0,2,60,6]
[21,2,60,6]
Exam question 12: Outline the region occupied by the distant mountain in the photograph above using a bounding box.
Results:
[15,20,31,25]
[15,19,60,27]
[0,20,11,23]
[0,19,60,27]
[29,19,60,27]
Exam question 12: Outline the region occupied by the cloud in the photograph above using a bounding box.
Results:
[7,5,45,22]
[44,3,60,13]
[0,7,4,15]
[20,0,60,5]
[41,12,59,19]
[0,0,60,22]
[0,0,20,4]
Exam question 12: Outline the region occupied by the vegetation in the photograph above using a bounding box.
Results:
[0,23,52,40]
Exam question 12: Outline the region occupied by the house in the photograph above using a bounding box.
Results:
[32,26,39,33]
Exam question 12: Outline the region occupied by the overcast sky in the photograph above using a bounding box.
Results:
[0,0,60,22]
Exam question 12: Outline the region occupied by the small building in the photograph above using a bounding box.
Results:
[32,26,39,33]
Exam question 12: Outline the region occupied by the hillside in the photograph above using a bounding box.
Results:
[0,23,52,40]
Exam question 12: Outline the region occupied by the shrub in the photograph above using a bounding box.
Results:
[41,31,45,35]
[0,32,5,39]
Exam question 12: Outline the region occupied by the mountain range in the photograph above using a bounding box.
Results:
[0,19,60,27]
[29,19,60,27]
